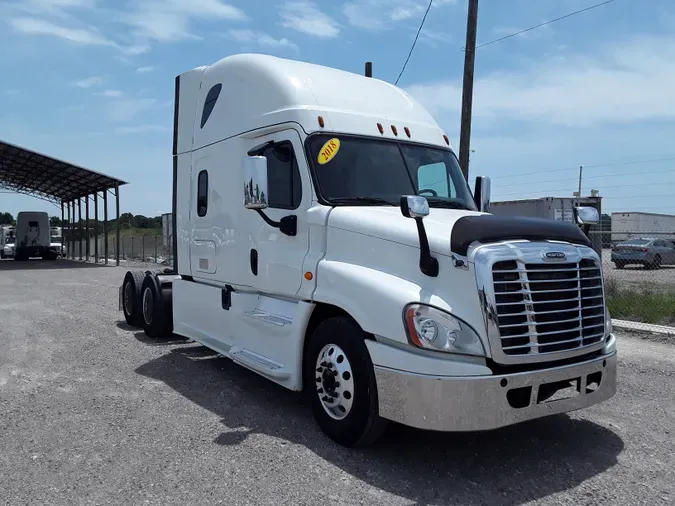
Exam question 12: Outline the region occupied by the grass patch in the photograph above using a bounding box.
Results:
[100,228,161,238]
[605,277,675,325]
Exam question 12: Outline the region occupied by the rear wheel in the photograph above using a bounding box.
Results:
[652,255,662,269]
[121,270,146,327]
[141,274,173,338]
[303,316,388,447]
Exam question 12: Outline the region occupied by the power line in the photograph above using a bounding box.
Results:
[474,0,618,50]
[395,0,433,85]
[493,192,675,201]
[489,155,675,180]
[494,180,671,198]
[493,166,675,189]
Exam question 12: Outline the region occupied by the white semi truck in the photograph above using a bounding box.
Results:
[14,211,58,261]
[119,54,617,447]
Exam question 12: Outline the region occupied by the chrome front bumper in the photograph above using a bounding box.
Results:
[374,348,617,432]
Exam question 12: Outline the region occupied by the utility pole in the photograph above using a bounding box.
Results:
[458,0,479,182]
[578,165,583,196]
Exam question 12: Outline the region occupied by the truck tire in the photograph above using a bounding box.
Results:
[121,270,146,327]
[303,316,388,448]
[140,273,173,338]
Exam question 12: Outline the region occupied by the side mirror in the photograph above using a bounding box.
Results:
[473,176,491,212]
[243,156,269,210]
[400,195,437,277]
[400,195,430,219]
[574,206,600,226]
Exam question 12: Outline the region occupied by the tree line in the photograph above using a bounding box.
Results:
[0,212,164,232]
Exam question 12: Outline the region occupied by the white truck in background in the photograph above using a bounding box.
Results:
[611,212,675,243]
[14,211,58,261]
[1,225,16,259]
[118,54,617,447]
[50,226,64,257]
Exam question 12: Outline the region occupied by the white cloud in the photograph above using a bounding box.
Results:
[279,1,340,38]
[9,17,115,46]
[418,28,452,47]
[343,0,455,30]
[227,29,299,52]
[114,125,169,134]
[8,0,97,18]
[136,66,155,73]
[7,15,149,54]
[71,76,102,88]
[405,34,675,128]
[96,89,124,98]
[105,98,157,123]
[121,0,246,43]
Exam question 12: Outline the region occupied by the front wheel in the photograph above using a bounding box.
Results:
[303,316,388,447]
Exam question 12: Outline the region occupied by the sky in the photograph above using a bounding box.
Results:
[0,0,674,221]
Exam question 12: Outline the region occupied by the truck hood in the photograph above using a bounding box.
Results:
[327,206,485,257]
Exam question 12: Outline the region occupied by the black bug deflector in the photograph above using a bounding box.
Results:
[450,215,592,256]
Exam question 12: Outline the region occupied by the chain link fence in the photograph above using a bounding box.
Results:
[587,230,675,329]
[76,229,673,329]
[66,234,174,267]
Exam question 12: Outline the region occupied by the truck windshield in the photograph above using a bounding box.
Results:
[307,134,477,210]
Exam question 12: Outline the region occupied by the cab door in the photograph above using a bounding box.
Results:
[241,128,312,296]
[190,153,217,276]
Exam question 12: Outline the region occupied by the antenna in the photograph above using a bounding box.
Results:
[365,62,373,78]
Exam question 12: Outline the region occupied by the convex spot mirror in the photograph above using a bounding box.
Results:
[574,206,600,226]
[400,195,430,219]
[244,155,269,210]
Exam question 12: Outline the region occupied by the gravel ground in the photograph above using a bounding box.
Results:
[0,259,674,506]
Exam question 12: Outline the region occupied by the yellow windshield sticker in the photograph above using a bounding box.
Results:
[317,138,341,165]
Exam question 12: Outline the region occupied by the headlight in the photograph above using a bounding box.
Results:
[403,303,486,356]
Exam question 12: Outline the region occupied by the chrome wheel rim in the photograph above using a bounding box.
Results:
[315,344,354,420]
[142,287,153,325]
[124,283,133,315]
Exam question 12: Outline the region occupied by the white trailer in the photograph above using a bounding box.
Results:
[14,211,58,261]
[118,54,616,447]
[611,212,675,243]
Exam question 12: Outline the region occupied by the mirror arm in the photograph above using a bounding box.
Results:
[254,209,297,237]
[414,218,439,277]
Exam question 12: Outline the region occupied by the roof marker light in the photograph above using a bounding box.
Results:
[391,125,398,136]
[318,116,325,128]
[377,123,384,134]
[443,134,450,145]
[404,127,411,138]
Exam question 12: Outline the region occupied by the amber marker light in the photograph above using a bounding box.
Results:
[318,116,325,128]
[304,272,314,281]
[404,306,423,347]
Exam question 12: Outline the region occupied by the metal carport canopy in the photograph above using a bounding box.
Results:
[0,138,127,265]
[0,139,126,203]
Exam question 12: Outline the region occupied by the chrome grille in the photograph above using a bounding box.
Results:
[491,259,605,356]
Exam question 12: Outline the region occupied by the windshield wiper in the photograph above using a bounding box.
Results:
[425,198,474,211]
[329,196,397,206]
